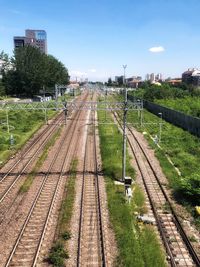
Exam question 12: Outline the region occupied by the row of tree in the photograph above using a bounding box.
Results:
[0,46,69,97]
[128,81,200,102]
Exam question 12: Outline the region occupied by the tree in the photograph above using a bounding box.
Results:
[107,77,112,86]
[0,51,11,73]
[117,76,123,86]
[0,79,5,96]
[3,46,69,97]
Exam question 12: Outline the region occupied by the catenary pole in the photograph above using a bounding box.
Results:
[122,64,127,181]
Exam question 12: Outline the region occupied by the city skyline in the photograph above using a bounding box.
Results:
[1,0,200,81]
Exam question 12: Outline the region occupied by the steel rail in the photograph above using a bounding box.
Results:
[0,111,64,184]
[0,113,64,204]
[114,111,200,267]
[5,93,88,267]
[93,111,106,267]
[77,110,106,267]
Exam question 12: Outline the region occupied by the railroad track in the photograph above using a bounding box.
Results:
[0,112,65,227]
[0,97,78,223]
[4,95,88,267]
[114,111,200,267]
[77,110,106,267]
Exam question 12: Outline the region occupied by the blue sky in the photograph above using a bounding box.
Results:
[1,0,200,81]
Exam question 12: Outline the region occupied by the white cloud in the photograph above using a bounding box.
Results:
[149,46,165,53]
[9,9,23,15]
[88,68,97,73]
[69,70,87,77]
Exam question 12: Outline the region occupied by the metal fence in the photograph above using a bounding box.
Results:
[127,94,200,138]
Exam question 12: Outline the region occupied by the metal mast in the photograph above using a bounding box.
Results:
[122,64,127,181]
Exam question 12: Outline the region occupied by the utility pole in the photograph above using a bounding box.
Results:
[122,64,127,182]
[158,112,162,142]
[6,108,10,134]
[105,88,107,121]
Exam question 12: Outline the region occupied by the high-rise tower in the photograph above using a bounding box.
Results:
[14,29,47,54]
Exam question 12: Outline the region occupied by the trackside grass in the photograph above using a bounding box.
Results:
[98,109,166,267]
[48,159,78,267]
[155,97,200,118]
[0,109,57,165]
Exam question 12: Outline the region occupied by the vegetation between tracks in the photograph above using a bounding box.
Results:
[48,159,78,267]
[98,109,166,267]
[19,127,62,193]
[0,109,57,165]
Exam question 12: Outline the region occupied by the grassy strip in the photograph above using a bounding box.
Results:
[19,127,62,193]
[98,109,166,267]
[48,159,78,267]
[0,109,57,165]
[155,97,200,118]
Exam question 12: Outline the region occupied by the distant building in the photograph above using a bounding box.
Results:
[146,73,163,82]
[167,78,182,85]
[126,76,142,88]
[145,74,150,81]
[13,36,27,48]
[182,68,200,86]
[14,29,47,54]
[156,73,163,81]
[150,73,155,82]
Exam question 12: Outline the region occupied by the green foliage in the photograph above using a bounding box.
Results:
[48,242,69,267]
[62,231,71,240]
[0,80,5,96]
[98,109,166,267]
[0,109,56,164]
[107,77,112,86]
[57,159,78,236]
[0,51,11,73]
[2,46,69,96]
[180,174,200,200]
[156,97,200,118]
[130,81,200,102]
[133,185,147,214]
[141,83,189,101]
[121,92,200,206]
[140,226,166,267]
[49,159,77,264]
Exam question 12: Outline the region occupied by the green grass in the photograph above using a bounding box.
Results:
[155,97,200,117]
[19,127,62,193]
[98,109,166,267]
[0,109,57,165]
[48,159,78,267]
[48,242,69,267]
[56,159,78,237]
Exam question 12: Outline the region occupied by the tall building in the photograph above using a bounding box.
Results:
[25,30,47,54]
[156,73,163,81]
[14,29,47,54]
[145,74,150,81]
[146,73,163,82]
[13,36,27,48]
[150,73,155,82]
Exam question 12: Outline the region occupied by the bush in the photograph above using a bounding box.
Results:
[48,242,69,267]
[180,174,200,203]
